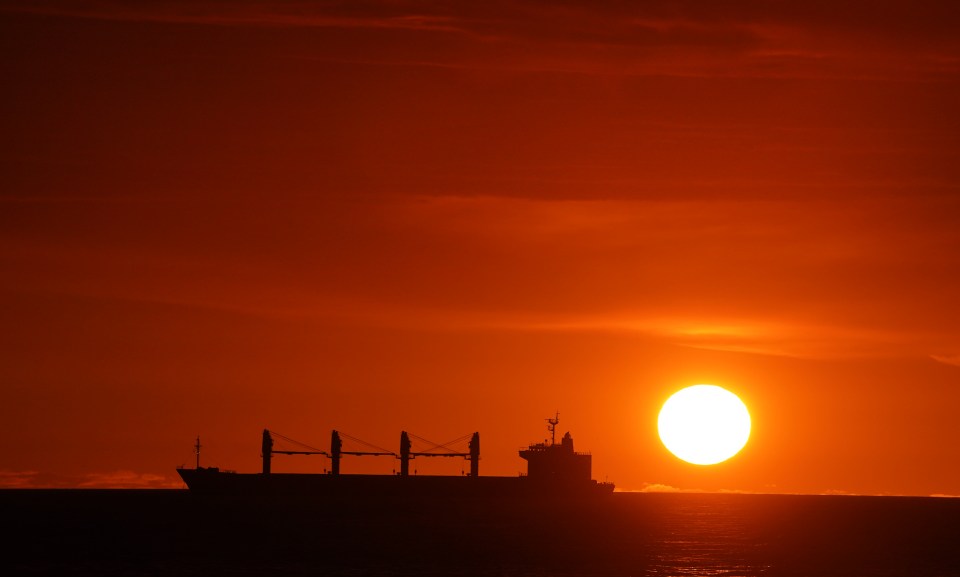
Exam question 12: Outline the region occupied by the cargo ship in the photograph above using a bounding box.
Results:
[177,415,614,499]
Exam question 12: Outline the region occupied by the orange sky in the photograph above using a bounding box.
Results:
[1,1,959,495]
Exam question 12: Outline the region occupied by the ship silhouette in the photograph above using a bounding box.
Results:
[178,414,614,499]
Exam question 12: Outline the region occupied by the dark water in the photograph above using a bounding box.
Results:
[2,490,959,576]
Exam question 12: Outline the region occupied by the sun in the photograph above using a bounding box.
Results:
[658,384,751,465]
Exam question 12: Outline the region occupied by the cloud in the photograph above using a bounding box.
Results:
[4,0,955,81]
[0,1,468,33]
[0,469,183,489]
[5,193,957,364]
[632,483,683,493]
[820,489,854,496]
[0,470,41,488]
[669,321,916,360]
[620,483,773,494]
[930,354,960,368]
[78,470,183,489]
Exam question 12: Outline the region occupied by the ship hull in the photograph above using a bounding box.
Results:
[177,467,614,501]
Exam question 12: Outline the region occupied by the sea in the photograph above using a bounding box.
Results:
[2,490,959,576]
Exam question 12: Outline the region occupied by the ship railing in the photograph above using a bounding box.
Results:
[520,445,593,456]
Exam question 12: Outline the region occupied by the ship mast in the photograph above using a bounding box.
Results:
[547,412,559,445]
[194,435,201,469]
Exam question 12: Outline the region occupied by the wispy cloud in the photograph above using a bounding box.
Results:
[930,354,960,368]
[3,1,955,81]
[0,1,467,32]
[78,470,183,489]
[0,469,183,489]
[0,470,41,488]
[630,483,683,493]
[449,313,926,360]
[5,193,958,363]
[621,483,777,494]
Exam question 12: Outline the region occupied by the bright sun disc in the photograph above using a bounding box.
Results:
[658,384,751,465]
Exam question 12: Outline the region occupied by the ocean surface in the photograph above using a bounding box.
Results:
[2,489,959,576]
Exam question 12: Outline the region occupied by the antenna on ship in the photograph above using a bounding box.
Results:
[546,412,560,445]
[194,435,201,469]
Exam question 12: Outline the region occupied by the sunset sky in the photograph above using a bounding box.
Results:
[2,1,959,496]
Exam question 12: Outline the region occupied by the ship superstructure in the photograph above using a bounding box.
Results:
[519,414,593,484]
